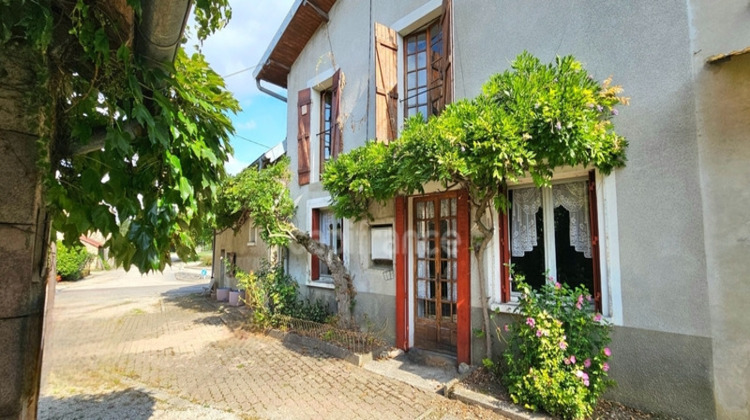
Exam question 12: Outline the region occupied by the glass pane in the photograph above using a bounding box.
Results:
[418,91,427,105]
[509,189,546,290]
[418,280,427,298]
[426,201,434,218]
[417,260,426,278]
[407,90,417,107]
[407,72,416,90]
[428,260,435,278]
[428,239,437,257]
[440,199,449,217]
[407,54,416,71]
[451,198,456,216]
[408,107,417,118]
[440,260,448,279]
[417,33,427,51]
[442,303,452,318]
[554,206,594,294]
[427,301,436,318]
[407,37,416,54]
[417,240,426,259]
[417,300,425,317]
[452,261,457,281]
[416,201,424,219]
[419,105,428,117]
[417,51,427,69]
[418,69,427,87]
[429,280,436,298]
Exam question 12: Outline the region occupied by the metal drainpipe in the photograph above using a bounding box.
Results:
[256,79,287,103]
[135,0,193,67]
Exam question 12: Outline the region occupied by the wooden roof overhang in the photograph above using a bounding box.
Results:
[254,0,338,89]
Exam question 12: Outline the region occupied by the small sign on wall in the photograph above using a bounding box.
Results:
[370,225,393,264]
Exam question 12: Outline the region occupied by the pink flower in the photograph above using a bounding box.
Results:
[584,379,590,387]
[612,109,619,116]
[584,358,591,368]
[576,302,582,310]
[559,341,568,350]
[577,295,584,305]
[593,313,602,322]
[604,347,612,357]
[503,324,510,332]
[603,362,610,372]
[576,370,584,378]
[536,330,543,337]
[564,357,571,365]
[548,275,555,283]
[555,282,562,290]
[526,317,535,327]
[585,295,592,302]
[570,355,576,364]
[582,372,589,381]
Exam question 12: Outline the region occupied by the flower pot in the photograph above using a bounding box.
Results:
[216,287,230,302]
[228,290,241,306]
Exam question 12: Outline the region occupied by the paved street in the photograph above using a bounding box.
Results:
[39,267,506,419]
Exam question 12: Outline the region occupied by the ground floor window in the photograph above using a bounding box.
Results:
[501,171,601,310]
[311,208,343,280]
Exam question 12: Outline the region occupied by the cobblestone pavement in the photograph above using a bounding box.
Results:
[40,270,507,419]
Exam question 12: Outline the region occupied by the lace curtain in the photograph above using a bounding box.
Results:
[553,182,592,258]
[511,187,541,257]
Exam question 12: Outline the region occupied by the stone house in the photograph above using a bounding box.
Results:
[252,1,750,418]
[212,142,286,289]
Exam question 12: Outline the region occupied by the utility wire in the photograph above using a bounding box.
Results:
[222,65,258,79]
[232,133,272,148]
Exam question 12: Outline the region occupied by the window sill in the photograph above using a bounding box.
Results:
[307,278,335,290]
[490,302,520,314]
[247,242,256,247]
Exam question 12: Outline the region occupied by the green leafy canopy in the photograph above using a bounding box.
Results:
[323,52,629,219]
[2,0,238,272]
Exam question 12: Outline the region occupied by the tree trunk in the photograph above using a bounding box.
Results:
[290,227,356,329]
[0,42,53,419]
[472,202,494,361]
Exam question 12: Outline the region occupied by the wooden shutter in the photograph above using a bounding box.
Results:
[375,22,398,142]
[311,208,320,280]
[498,188,511,302]
[394,196,408,350]
[441,0,453,107]
[588,170,602,312]
[330,69,343,158]
[297,88,312,186]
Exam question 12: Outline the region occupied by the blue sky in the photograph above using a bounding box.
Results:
[189,1,295,174]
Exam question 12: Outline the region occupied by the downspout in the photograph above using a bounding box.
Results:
[256,78,287,103]
[135,0,193,67]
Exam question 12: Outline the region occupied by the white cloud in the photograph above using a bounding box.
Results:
[224,154,251,175]
[188,1,295,98]
[238,119,257,131]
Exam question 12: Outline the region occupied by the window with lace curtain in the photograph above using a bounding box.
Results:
[501,174,602,310]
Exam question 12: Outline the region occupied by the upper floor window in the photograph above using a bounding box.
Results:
[404,20,444,120]
[319,88,333,174]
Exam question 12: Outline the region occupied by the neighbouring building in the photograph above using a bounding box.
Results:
[252,1,750,418]
[212,142,286,289]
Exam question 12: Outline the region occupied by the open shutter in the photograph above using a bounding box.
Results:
[498,188,511,302]
[588,171,602,312]
[375,22,398,142]
[441,0,453,107]
[330,69,343,158]
[297,88,312,185]
[311,208,320,280]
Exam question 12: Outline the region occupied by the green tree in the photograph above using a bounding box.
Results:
[0,1,233,416]
[323,52,628,359]
[215,158,357,329]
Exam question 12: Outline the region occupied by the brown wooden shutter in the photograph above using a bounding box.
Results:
[375,22,398,142]
[498,188,511,302]
[588,170,602,312]
[330,69,343,158]
[297,88,312,185]
[311,208,320,280]
[441,0,453,107]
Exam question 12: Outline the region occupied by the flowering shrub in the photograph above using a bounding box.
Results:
[490,278,614,419]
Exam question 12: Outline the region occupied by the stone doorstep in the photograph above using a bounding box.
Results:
[445,383,555,420]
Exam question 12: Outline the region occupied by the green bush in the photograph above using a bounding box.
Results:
[56,241,92,281]
[489,276,614,419]
[235,259,332,327]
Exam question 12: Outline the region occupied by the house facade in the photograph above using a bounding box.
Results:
[253,1,750,419]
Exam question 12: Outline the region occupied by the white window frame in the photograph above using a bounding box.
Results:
[391,0,442,134]
[306,196,349,289]
[247,225,257,246]
[306,69,336,184]
[489,169,623,326]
